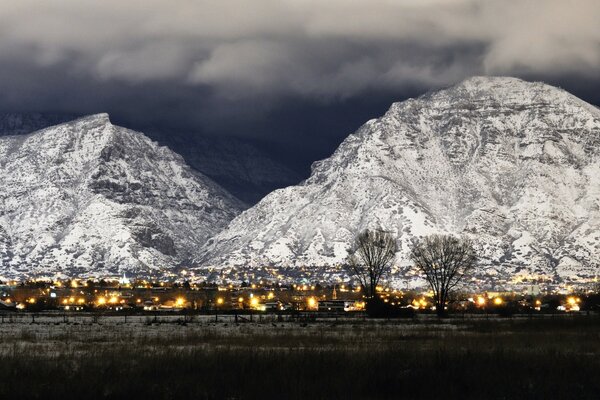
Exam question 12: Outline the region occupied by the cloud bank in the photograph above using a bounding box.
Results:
[2,0,599,98]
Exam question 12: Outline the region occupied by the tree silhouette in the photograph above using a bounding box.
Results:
[410,234,477,317]
[346,229,397,298]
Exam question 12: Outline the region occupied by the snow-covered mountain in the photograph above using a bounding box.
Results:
[0,114,244,279]
[199,77,600,286]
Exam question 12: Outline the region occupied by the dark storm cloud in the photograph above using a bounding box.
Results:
[1,0,599,175]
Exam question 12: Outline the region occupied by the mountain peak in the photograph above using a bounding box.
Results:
[457,75,566,96]
[68,112,112,128]
[200,78,600,287]
[458,75,528,86]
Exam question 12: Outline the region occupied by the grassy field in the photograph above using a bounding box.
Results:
[0,314,598,399]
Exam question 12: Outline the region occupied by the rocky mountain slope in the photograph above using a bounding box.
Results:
[199,77,600,286]
[0,114,244,279]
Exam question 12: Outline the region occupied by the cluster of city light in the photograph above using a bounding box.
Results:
[293,284,316,291]
[62,297,86,305]
[559,296,581,312]
[86,293,124,307]
[411,298,430,309]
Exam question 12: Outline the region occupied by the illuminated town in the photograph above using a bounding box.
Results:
[1,275,595,316]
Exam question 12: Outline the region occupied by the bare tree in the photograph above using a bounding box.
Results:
[410,234,477,317]
[346,229,397,298]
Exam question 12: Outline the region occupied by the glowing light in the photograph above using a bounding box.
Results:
[238,297,244,303]
[567,296,580,305]
[175,297,185,307]
[109,296,118,304]
[77,298,85,304]
[216,297,224,305]
[250,297,259,308]
[493,297,503,305]
[97,296,107,306]
[307,297,317,309]
[477,296,486,306]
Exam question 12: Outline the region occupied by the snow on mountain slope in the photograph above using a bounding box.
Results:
[199,77,600,286]
[0,114,244,279]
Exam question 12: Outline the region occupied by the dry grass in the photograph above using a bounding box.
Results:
[0,314,599,399]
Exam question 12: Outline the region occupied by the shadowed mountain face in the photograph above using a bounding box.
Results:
[146,132,302,204]
[0,114,244,279]
[199,77,600,287]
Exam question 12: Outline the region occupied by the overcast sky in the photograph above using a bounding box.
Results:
[1,0,599,173]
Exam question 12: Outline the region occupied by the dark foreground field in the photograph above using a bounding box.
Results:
[0,314,599,399]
